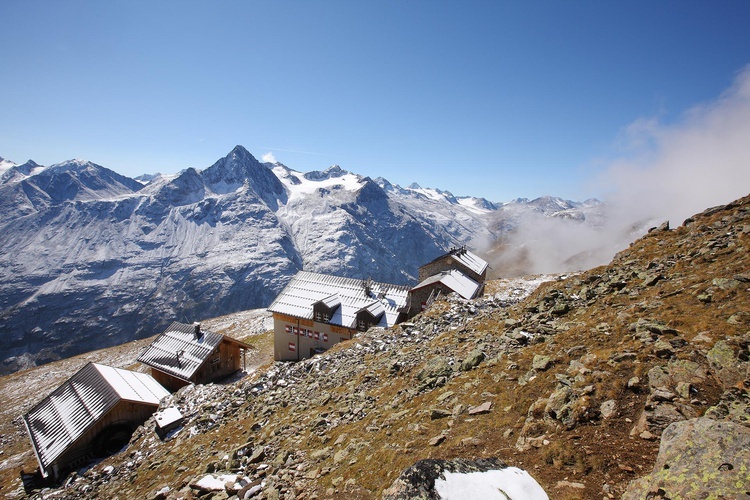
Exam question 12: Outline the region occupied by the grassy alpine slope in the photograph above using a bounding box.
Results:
[2,194,748,499]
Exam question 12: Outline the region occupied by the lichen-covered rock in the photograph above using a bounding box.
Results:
[704,387,750,426]
[707,340,750,390]
[459,349,485,371]
[622,418,750,499]
[532,354,552,371]
[652,360,708,389]
[415,356,453,382]
[544,386,577,427]
[600,399,617,419]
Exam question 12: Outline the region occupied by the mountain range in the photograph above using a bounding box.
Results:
[0,146,604,373]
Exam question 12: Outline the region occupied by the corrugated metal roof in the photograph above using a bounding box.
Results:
[137,322,224,382]
[422,248,488,277]
[451,249,488,276]
[357,300,385,318]
[268,271,410,329]
[94,363,171,404]
[320,293,341,309]
[413,269,481,300]
[23,363,169,476]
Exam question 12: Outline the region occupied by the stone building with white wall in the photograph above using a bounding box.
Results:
[268,271,410,361]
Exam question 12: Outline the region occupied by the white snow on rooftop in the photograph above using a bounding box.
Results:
[268,271,409,329]
[450,248,488,276]
[93,363,170,404]
[413,269,481,300]
[434,467,549,500]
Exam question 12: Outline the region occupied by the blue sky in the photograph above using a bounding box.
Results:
[1,1,749,202]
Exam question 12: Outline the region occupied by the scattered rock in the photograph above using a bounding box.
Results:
[428,434,446,446]
[429,408,451,420]
[459,349,485,371]
[468,401,492,415]
[532,354,552,371]
[556,480,585,489]
[600,399,617,419]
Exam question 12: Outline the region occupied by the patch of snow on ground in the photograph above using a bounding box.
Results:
[434,467,549,500]
[491,274,562,303]
[409,186,448,202]
[195,473,238,491]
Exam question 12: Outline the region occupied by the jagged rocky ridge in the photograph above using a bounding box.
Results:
[0,146,601,374]
[9,193,748,499]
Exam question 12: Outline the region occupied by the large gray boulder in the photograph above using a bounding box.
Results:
[622,417,750,499]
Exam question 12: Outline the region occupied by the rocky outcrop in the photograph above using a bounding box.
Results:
[622,418,750,499]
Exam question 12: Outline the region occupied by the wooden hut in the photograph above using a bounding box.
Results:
[137,321,251,391]
[22,363,169,481]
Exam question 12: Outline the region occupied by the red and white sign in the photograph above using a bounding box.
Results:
[285,325,292,334]
[313,331,320,340]
[322,333,329,342]
[288,342,296,351]
[307,330,313,338]
[293,327,299,335]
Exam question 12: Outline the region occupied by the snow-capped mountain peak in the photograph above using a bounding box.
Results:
[0,156,17,174]
[303,164,349,181]
[202,145,287,208]
[0,158,46,184]
[0,145,603,374]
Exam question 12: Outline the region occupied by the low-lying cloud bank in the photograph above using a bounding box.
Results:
[489,65,750,276]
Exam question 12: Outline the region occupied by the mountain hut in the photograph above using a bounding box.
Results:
[137,321,251,392]
[22,363,170,481]
[268,271,411,361]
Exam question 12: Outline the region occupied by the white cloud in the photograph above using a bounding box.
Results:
[488,64,750,276]
[261,152,278,164]
[601,64,750,226]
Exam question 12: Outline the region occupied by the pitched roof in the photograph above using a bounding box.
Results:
[268,271,410,329]
[422,247,488,276]
[412,269,482,300]
[137,321,249,382]
[318,293,342,309]
[23,363,169,476]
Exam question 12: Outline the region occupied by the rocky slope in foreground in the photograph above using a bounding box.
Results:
[3,194,749,499]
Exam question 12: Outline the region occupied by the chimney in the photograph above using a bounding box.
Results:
[362,278,373,297]
[194,322,202,339]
